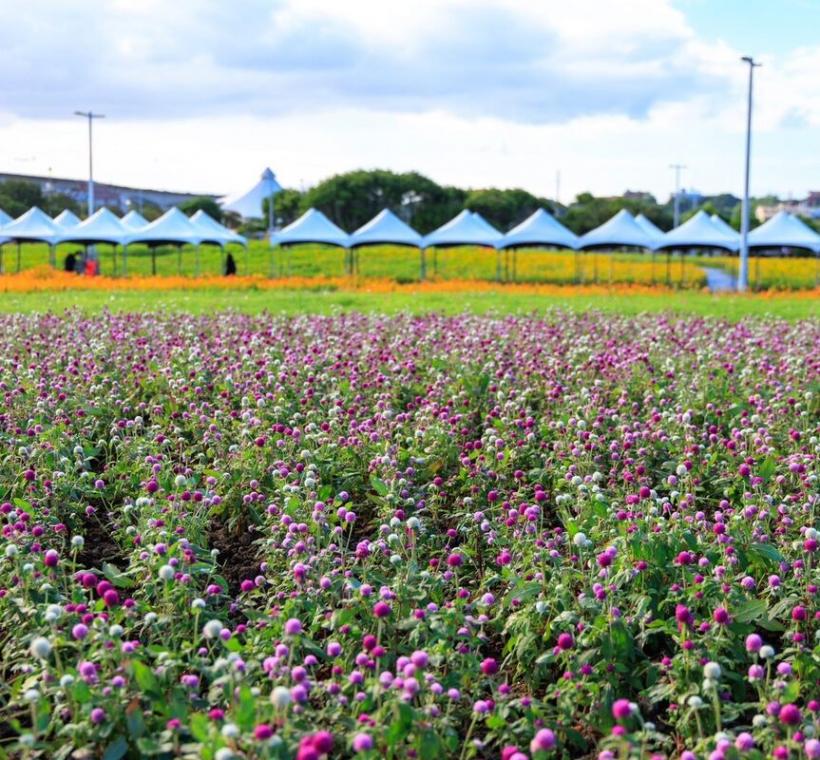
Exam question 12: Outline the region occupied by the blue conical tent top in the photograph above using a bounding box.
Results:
[190,210,247,247]
[659,210,738,251]
[634,213,665,247]
[59,207,129,245]
[274,208,349,247]
[0,208,12,226]
[710,214,737,237]
[54,209,82,228]
[500,208,578,250]
[351,209,422,248]
[423,210,502,248]
[126,207,204,247]
[580,209,654,250]
[121,210,149,230]
[748,211,820,252]
[2,207,62,244]
[219,168,283,220]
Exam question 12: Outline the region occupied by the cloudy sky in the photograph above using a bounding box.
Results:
[1,0,818,202]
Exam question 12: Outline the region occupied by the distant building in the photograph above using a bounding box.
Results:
[0,171,215,213]
[755,194,820,222]
[623,190,655,203]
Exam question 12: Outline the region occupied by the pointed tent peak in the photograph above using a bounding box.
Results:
[219,168,283,219]
[54,209,82,228]
[710,214,737,237]
[423,209,503,248]
[580,208,655,250]
[500,207,579,250]
[126,206,203,246]
[634,213,665,238]
[2,206,62,243]
[658,209,738,251]
[0,207,12,226]
[121,209,149,230]
[274,208,350,247]
[749,210,820,252]
[351,208,422,247]
[189,209,247,247]
[60,207,128,245]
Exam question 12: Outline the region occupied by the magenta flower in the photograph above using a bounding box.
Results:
[373,601,391,618]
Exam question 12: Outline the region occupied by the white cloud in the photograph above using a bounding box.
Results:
[0,0,817,200]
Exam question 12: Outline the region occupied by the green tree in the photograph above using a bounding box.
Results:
[263,188,303,228]
[0,180,44,217]
[178,196,222,221]
[43,193,83,218]
[465,188,555,230]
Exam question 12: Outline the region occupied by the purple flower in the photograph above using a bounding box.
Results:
[352,733,374,752]
[284,618,302,636]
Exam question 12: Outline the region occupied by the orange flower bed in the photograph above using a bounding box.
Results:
[0,267,817,299]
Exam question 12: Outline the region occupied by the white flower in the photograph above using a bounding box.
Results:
[23,689,40,703]
[30,637,52,660]
[60,674,75,688]
[109,625,124,638]
[203,619,224,639]
[215,750,236,760]
[18,734,35,748]
[192,598,206,610]
[407,517,420,530]
[5,545,18,558]
[270,686,291,709]
[573,532,588,548]
[71,535,85,548]
[144,612,158,625]
[390,554,402,565]
[174,475,187,488]
[221,723,240,739]
[687,696,704,709]
[703,661,722,680]
[759,645,775,659]
[158,565,175,581]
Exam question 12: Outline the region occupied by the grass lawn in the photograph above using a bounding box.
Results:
[0,287,816,319]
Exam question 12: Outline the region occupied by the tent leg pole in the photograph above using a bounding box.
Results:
[496,250,501,282]
[420,248,425,281]
[513,250,517,282]
[123,246,128,277]
[196,246,201,277]
[651,250,656,285]
[17,242,21,274]
[666,252,671,286]
[245,247,250,276]
[152,249,156,276]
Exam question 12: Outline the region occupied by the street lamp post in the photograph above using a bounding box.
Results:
[738,56,761,292]
[669,164,686,227]
[74,111,105,215]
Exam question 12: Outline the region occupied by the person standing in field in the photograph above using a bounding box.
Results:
[225,252,237,276]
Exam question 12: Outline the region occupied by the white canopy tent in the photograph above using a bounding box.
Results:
[54,209,82,229]
[273,208,349,276]
[498,208,578,282]
[121,210,149,230]
[580,209,655,250]
[422,210,502,280]
[126,207,205,275]
[499,208,579,250]
[2,207,62,270]
[0,208,11,248]
[190,210,248,275]
[710,214,738,238]
[219,168,282,231]
[57,208,130,274]
[748,211,820,252]
[658,210,739,251]
[349,209,422,275]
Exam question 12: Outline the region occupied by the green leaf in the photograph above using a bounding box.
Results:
[733,598,769,624]
[236,684,256,732]
[72,680,91,704]
[386,702,414,744]
[131,660,159,694]
[370,476,389,496]
[418,730,443,759]
[189,713,210,743]
[13,498,32,514]
[485,714,506,730]
[103,563,136,589]
[748,543,785,568]
[102,736,128,760]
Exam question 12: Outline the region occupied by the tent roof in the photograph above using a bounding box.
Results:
[219,167,283,219]
[658,210,739,251]
[350,209,422,248]
[748,211,820,252]
[710,214,737,237]
[580,209,655,250]
[634,213,665,243]
[274,208,349,247]
[2,206,62,244]
[120,210,149,230]
[0,208,12,226]
[190,209,247,247]
[499,208,578,250]
[54,209,82,228]
[126,207,203,246]
[423,210,503,248]
[59,207,129,245]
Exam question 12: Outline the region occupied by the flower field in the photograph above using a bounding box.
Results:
[0,311,818,760]
[3,241,819,290]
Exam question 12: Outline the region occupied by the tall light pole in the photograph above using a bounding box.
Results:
[74,111,105,215]
[738,56,761,291]
[669,164,686,227]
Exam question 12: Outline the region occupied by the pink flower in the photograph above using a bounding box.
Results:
[612,699,632,720]
[373,601,391,618]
